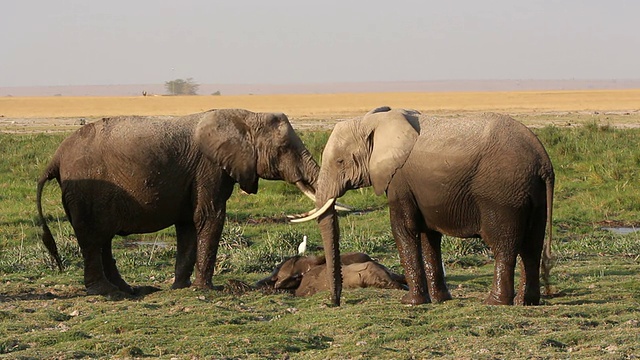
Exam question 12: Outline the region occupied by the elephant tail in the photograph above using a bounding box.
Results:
[541,171,555,295]
[36,161,64,271]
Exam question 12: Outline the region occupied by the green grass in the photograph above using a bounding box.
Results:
[1,118,640,359]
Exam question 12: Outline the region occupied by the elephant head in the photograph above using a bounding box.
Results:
[291,107,421,305]
[255,255,324,290]
[195,109,319,198]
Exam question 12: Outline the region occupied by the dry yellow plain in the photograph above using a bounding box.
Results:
[1,89,639,120]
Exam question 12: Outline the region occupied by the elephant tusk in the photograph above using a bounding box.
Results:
[286,201,351,219]
[294,181,352,213]
[286,207,318,219]
[334,202,353,212]
[289,198,336,223]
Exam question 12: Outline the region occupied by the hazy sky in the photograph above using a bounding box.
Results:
[2,0,639,87]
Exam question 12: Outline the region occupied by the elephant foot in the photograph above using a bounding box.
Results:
[430,289,453,303]
[171,279,192,290]
[111,279,134,295]
[401,292,431,306]
[514,292,540,306]
[86,280,121,296]
[484,292,513,305]
[133,286,162,297]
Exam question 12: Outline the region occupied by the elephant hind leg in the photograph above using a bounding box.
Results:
[515,207,546,305]
[485,251,517,305]
[515,255,541,305]
[480,207,525,305]
[76,232,121,296]
[101,239,133,294]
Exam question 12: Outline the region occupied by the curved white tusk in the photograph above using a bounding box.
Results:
[286,202,351,219]
[294,181,353,213]
[286,207,318,219]
[289,198,336,223]
[334,202,353,212]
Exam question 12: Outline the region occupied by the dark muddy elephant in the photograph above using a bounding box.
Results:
[37,109,321,296]
[255,252,407,296]
[292,107,555,306]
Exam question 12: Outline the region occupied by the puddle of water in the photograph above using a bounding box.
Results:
[601,227,639,235]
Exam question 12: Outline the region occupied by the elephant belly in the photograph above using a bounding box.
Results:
[61,176,192,235]
[116,197,190,235]
[402,164,482,238]
[419,202,481,238]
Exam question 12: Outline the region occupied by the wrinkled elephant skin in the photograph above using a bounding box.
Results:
[255,252,407,296]
[297,107,554,306]
[37,109,320,296]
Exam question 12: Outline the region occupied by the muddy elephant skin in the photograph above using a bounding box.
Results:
[255,252,407,296]
[37,109,320,296]
[293,107,554,306]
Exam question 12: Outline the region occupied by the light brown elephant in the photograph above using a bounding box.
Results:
[255,252,407,296]
[296,259,408,297]
[37,109,322,296]
[292,107,554,306]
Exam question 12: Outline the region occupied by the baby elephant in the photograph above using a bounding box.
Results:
[256,252,407,296]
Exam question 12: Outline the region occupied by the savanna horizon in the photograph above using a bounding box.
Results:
[1,89,639,119]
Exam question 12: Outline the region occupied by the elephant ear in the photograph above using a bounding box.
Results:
[366,109,420,196]
[366,106,391,115]
[194,110,259,194]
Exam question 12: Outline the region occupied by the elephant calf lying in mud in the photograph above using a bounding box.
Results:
[255,252,407,297]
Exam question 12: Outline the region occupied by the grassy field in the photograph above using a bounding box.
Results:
[1,92,639,359]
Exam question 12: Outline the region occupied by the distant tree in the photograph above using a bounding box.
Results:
[212,90,221,96]
[165,78,199,95]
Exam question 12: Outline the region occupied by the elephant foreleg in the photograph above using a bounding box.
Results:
[420,231,452,303]
[172,222,197,289]
[388,202,430,305]
[192,206,225,290]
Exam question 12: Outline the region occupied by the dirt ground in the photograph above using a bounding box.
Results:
[2,90,639,133]
[2,109,640,134]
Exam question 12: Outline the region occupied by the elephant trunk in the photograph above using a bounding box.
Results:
[317,204,342,306]
[289,151,345,305]
[290,149,320,199]
[301,150,320,189]
[315,166,343,305]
